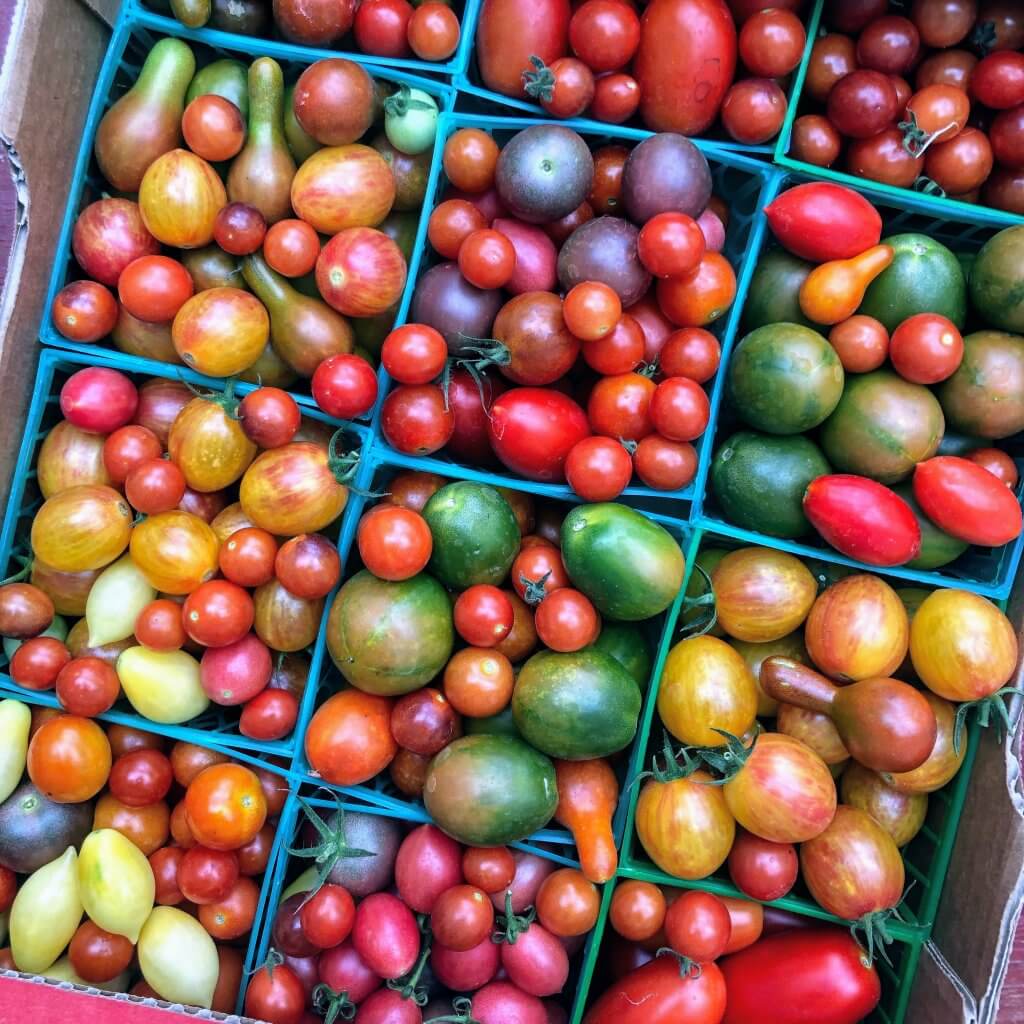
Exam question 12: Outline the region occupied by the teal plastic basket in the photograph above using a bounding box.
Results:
[454,1,812,156]
[39,10,453,407]
[284,444,698,867]
[369,110,779,508]
[0,346,373,771]
[691,170,1024,601]
[133,0,481,78]
[774,0,1024,229]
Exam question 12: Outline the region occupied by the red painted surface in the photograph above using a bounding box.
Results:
[0,0,1022,1020]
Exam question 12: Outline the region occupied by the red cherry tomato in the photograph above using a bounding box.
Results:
[828,316,889,373]
[240,688,299,741]
[588,372,656,441]
[357,504,433,580]
[135,598,188,651]
[125,458,187,515]
[524,57,596,119]
[218,528,279,588]
[103,425,162,485]
[582,314,645,375]
[663,890,732,963]
[458,228,517,290]
[214,203,267,256]
[178,845,240,905]
[264,219,321,278]
[10,637,71,690]
[408,3,461,61]
[354,0,413,57]
[454,585,515,647]
[966,448,1018,488]
[826,70,899,139]
[972,51,1024,110]
[889,313,964,384]
[239,387,301,449]
[182,580,254,648]
[728,830,800,902]
[659,328,721,384]
[428,200,488,259]
[312,355,379,420]
[650,377,710,442]
[382,324,448,385]
[633,435,698,490]
[591,73,641,124]
[739,8,806,78]
[382,385,455,455]
[275,534,341,599]
[109,748,174,806]
[856,15,920,75]
[569,0,641,72]
[721,79,788,145]
[55,656,120,716]
[118,255,194,323]
[638,213,706,279]
[511,543,570,604]
[563,281,622,341]
[565,436,633,501]
[535,588,600,652]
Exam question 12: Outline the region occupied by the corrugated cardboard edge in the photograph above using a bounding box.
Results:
[0,970,263,1022]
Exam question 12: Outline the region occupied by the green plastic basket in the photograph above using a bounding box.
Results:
[692,170,1024,601]
[0,347,372,770]
[285,445,698,868]
[369,109,780,508]
[39,10,453,409]
[774,0,1024,228]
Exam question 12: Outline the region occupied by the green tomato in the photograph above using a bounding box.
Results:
[385,86,439,156]
[10,847,83,974]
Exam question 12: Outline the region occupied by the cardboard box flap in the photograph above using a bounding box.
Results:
[78,0,121,27]
[906,944,976,1024]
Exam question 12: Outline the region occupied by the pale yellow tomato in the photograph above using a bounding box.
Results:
[117,646,209,724]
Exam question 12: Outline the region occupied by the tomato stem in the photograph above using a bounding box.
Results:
[384,84,436,117]
[327,428,361,485]
[519,569,552,606]
[522,55,556,102]
[655,946,703,980]
[953,686,1022,755]
[424,995,481,1024]
[313,981,357,1023]
[493,889,536,944]
[677,563,718,638]
[969,19,997,55]
[387,914,433,1005]
[898,111,959,158]
[182,374,243,419]
[0,555,32,585]
[286,795,375,899]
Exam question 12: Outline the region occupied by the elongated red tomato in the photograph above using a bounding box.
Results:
[719,928,881,1024]
[764,184,883,262]
[913,456,1023,547]
[477,0,571,99]
[634,0,737,135]
[803,475,921,566]
[583,954,727,1024]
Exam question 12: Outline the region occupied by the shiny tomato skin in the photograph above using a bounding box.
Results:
[27,714,111,802]
[357,504,433,581]
[570,0,641,72]
[487,388,591,482]
[353,892,420,979]
[11,637,71,691]
[178,845,240,905]
[565,436,633,501]
[73,197,159,286]
[972,51,1024,109]
[305,689,397,786]
[275,533,341,599]
[108,748,174,806]
[185,763,268,851]
[52,281,119,342]
[966,447,1018,488]
[650,377,710,442]
[477,0,571,99]
[239,387,301,449]
[913,456,1023,547]
[218,528,278,588]
[803,475,922,566]
[382,384,455,455]
[581,314,645,375]
[663,890,732,962]
[534,588,600,652]
[727,829,799,902]
[239,687,299,740]
[182,579,254,648]
[633,436,697,490]
[588,373,656,441]
[354,0,412,56]
[311,354,379,421]
[382,324,448,385]
[68,921,135,983]
[245,964,305,1024]
[764,184,883,263]
[454,585,514,647]
[445,368,506,464]
[634,0,737,135]
[719,928,881,1024]
[583,955,727,1024]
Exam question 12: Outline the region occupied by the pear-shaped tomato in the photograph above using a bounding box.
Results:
[635,770,735,880]
[117,646,209,723]
[882,692,965,794]
[38,421,112,498]
[138,906,219,1008]
[805,574,908,682]
[168,396,257,493]
[712,547,817,643]
[10,847,83,973]
[777,705,849,765]
[130,510,220,594]
[240,441,351,536]
[657,635,758,747]
[0,699,30,804]
[78,828,155,942]
[85,555,157,647]
[910,589,1018,701]
[31,485,133,572]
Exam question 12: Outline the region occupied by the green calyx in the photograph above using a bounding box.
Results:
[385,84,437,117]
[522,55,556,102]
[327,428,362,486]
[424,996,481,1024]
[678,562,718,639]
[655,946,703,980]
[285,795,375,899]
[953,686,1023,756]
[313,982,356,1024]
[493,889,535,945]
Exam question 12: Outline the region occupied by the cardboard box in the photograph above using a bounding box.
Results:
[1,2,1022,1021]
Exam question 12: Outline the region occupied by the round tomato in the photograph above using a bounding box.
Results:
[727,830,799,902]
[664,890,731,963]
[524,56,595,118]
[431,884,495,951]
[828,315,889,373]
[185,763,268,851]
[443,647,515,717]
[565,436,633,502]
[588,372,655,441]
[408,3,461,61]
[536,869,599,938]
[443,129,500,194]
[889,314,963,384]
[453,585,514,648]
[563,282,622,341]
[381,384,454,455]
[463,846,515,894]
[305,689,397,785]
[263,219,320,278]
[55,656,120,716]
[126,460,187,515]
[634,436,697,490]
[357,504,433,580]
[182,580,254,647]
[535,588,601,652]
[590,73,641,124]
[609,880,666,941]
[656,252,736,328]
[381,324,448,386]
[218,528,278,588]
[569,0,640,72]
[69,921,134,983]
[178,845,240,905]
[581,314,645,375]
[739,8,805,78]
[27,714,111,802]
[109,748,174,806]
[721,79,788,145]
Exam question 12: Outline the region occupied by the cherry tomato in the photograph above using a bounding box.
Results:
[185,763,268,851]
[847,128,924,188]
[904,85,970,150]
[239,387,301,449]
[916,48,977,91]
[588,145,628,216]
[985,166,1024,213]
[565,436,633,501]
[664,890,731,963]
[149,846,184,905]
[109,748,174,806]
[305,690,397,786]
[263,218,321,277]
[125,458,187,514]
[991,104,1024,170]
[591,73,641,124]
[458,228,517,289]
[966,447,1018,488]
[728,829,800,902]
[536,869,599,938]
[182,579,254,648]
[443,129,500,194]
[889,313,964,384]
[610,880,666,942]
[569,0,640,72]
[580,314,643,376]
[215,202,267,256]
[633,435,698,491]
[443,647,515,717]
[790,115,843,168]
[650,377,710,442]
[357,504,433,580]
[656,252,736,328]
[68,921,134,984]
[563,281,622,341]
[806,33,858,103]
[28,714,111,803]
[245,962,306,1024]
[911,0,977,48]
[535,588,600,652]
[390,687,460,756]
[826,316,889,374]
[171,741,230,787]
[511,542,569,604]
[739,8,806,78]
[428,199,488,258]
[218,527,278,587]
[382,324,448,385]
[463,846,516,894]
[182,94,245,162]
[109,724,165,758]
[925,127,994,194]
[178,845,240,904]
[828,70,899,138]
[0,866,15,914]
[312,354,379,420]
[382,384,455,454]
[638,213,705,280]
[856,15,920,75]
[354,0,413,56]
[588,372,655,440]
[972,51,1024,109]
[11,636,71,690]
[275,534,341,599]
[298,883,356,950]
[200,875,260,940]
[454,585,514,647]
[431,884,495,951]
[407,3,461,61]
[55,656,120,716]
[118,255,194,323]
[240,687,299,740]
[721,79,788,145]
[52,281,118,342]
[525,56,595,119]
[93,793,170,855]
[659,328,720,384]
[103,425,162,484]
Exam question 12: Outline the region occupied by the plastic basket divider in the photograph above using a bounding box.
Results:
[772,0,1024,227]
[126,0,481,78]
[369,109,780,507]
[41,9,453,395]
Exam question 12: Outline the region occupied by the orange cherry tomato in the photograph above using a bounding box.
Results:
[27,714,111,803]
[185,763,268,851]
[304,690,397,786]
[656,252,737,328]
